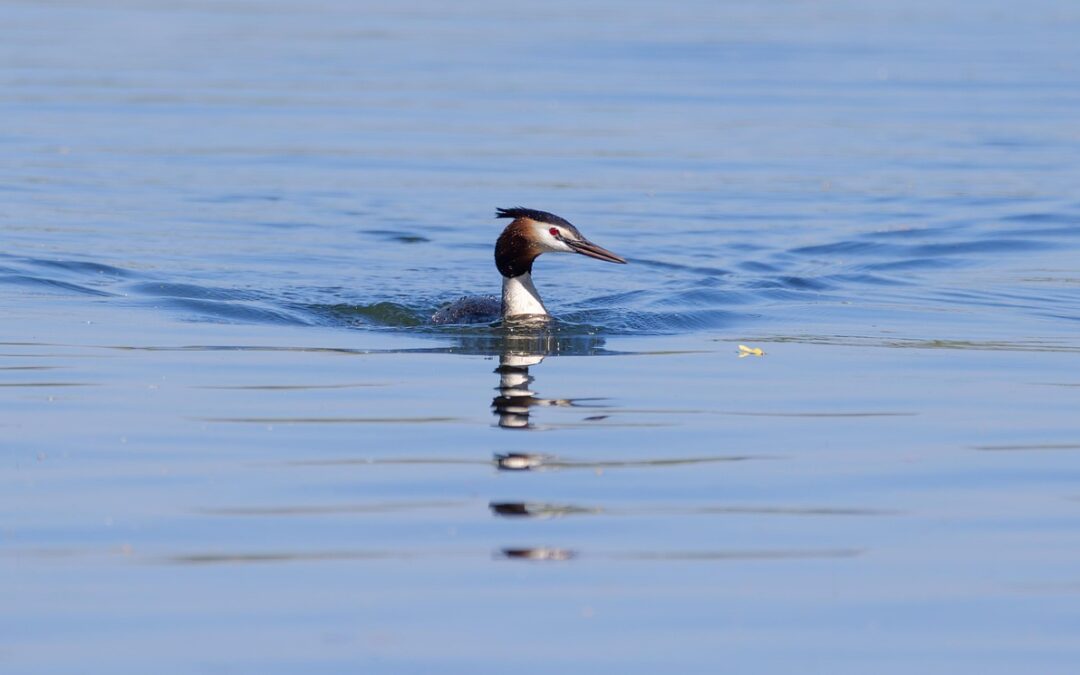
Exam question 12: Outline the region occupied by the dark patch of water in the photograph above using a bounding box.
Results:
[0,274,114,297]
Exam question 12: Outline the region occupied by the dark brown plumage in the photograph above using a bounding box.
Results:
[495,207,573,228]
[494,218,542,278]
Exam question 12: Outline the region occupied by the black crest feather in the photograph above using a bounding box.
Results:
[495,207,573,228]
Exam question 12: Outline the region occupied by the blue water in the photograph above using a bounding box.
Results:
[3,1,1080,673]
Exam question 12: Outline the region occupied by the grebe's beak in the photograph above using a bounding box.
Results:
[566,237,627,264]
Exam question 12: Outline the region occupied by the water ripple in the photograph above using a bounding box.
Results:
[0,274,114,297]
[3,207,1078,340]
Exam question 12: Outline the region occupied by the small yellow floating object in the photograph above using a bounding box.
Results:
[737,344,765,358]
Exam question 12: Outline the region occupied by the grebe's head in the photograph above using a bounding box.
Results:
[494,207,626,278]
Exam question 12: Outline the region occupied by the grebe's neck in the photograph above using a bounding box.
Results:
[501,273,548,318]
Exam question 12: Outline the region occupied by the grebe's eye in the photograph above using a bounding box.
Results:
[549,227,559,237]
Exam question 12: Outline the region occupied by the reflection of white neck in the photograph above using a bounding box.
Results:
[500,353,545,369]
[499,370,534,397]
[502,273,548,318]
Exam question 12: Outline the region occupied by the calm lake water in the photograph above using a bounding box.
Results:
[3,1,1080,673]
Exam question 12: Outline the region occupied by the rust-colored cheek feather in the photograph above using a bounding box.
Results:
[495,219,542,278]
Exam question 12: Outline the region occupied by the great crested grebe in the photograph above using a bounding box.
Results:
[432,207,627,324]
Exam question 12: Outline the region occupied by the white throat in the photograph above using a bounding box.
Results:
[501,273,548,318]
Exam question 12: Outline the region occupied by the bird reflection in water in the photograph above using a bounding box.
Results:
[489,330,604,430]
[494,452,550,470]
[491,352,580,429]
[485,329,605,561]
[499,547,575,561]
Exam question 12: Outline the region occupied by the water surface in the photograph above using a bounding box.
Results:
[3,1,1080,673]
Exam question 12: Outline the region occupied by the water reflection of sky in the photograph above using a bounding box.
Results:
[4,0,1080,673]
